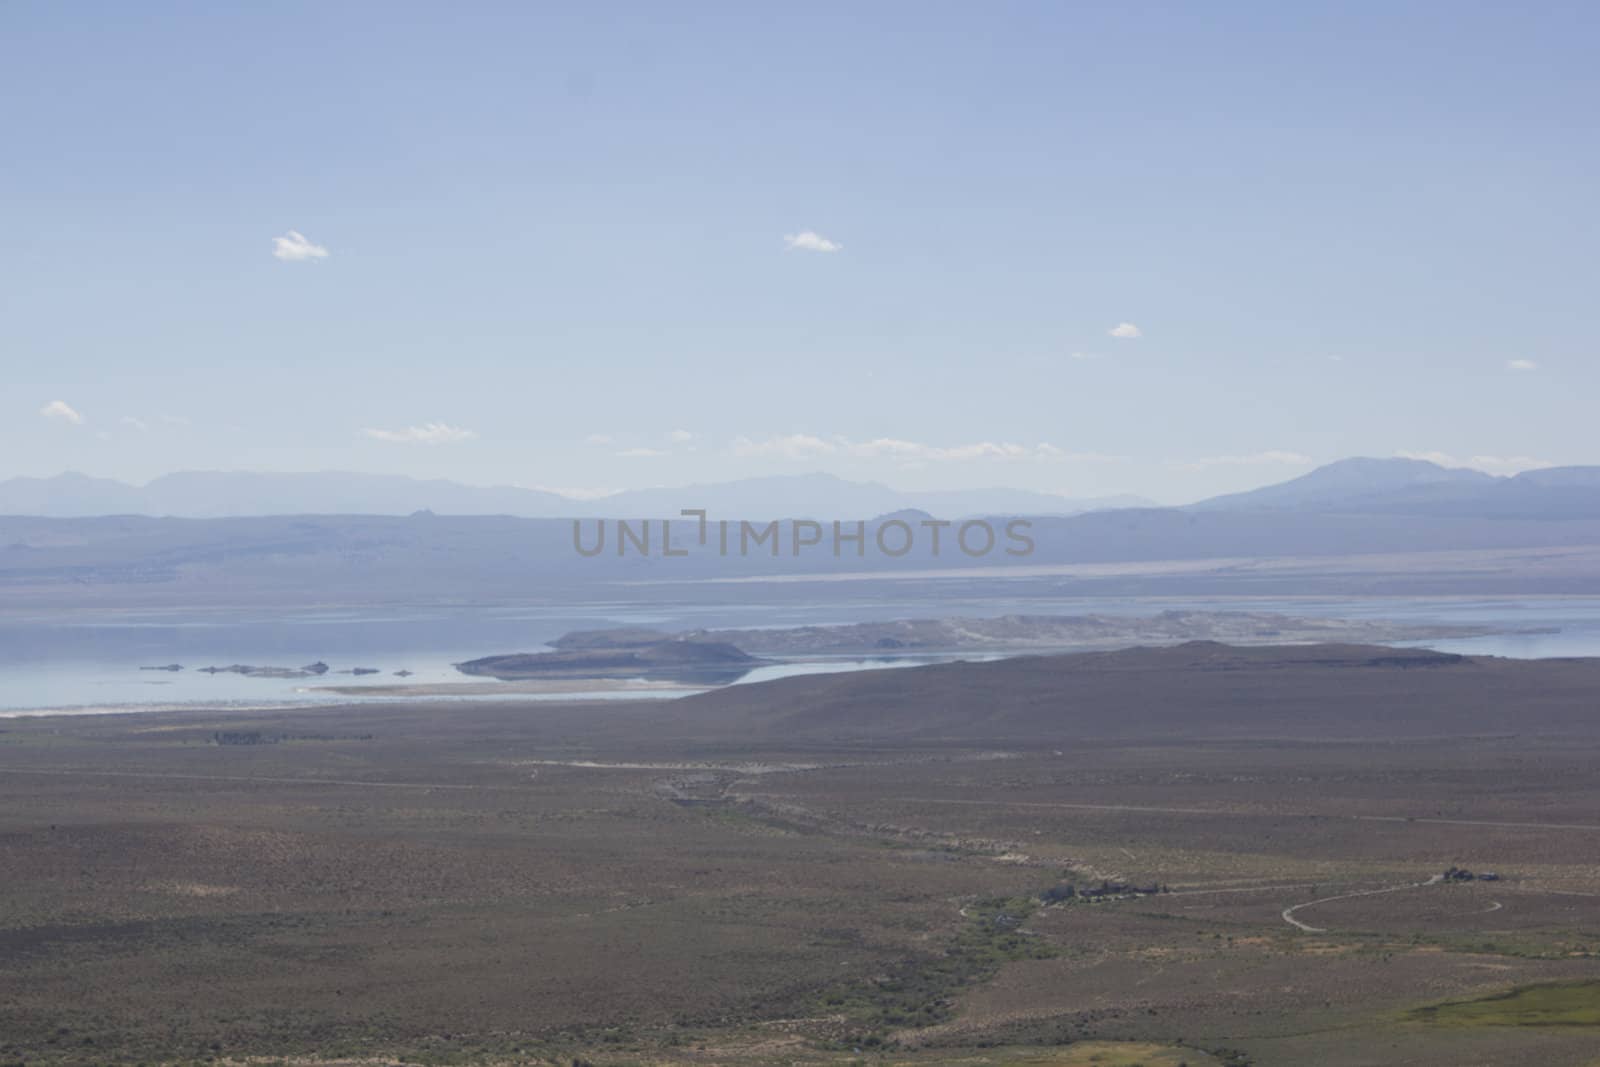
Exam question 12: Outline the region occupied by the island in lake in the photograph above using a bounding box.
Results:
[444,610,1513,687]
[545,609,1506,657]
[455,640,759,684]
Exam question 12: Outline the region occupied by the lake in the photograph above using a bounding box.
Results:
[4,594,1599,716]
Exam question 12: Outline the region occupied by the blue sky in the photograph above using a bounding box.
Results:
[4,2,1594,503]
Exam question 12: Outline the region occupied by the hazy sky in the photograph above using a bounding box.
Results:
[4,2,1594,504]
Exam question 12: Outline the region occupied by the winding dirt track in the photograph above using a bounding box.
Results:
[1280,874,1444,933]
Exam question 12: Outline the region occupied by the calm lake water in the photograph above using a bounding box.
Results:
[3,595,1599,716]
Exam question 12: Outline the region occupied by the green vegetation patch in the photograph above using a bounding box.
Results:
[816,895,1055,1045]
[1408,981,1600,1028]
[987,1042,1220,1066]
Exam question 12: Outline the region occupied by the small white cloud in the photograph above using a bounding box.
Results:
[120,416,150,432]
[363,422,477,445]
[617,447,668,458]
[732,434,840,459]
[1068,351,1103,361]
[1506,358,1538,371]
[272,230,330,262]
[1396,450,1553,475]
[523,484,622,501]
[1472,454,1548,470]
[850,437,1037,462]
[666,429,695,444]
[39,400,85,425]
[1108,322,1142,339]
[1035,444,1127,463]
[584,433,616,446]
[1469,454,1552,474]
[1395,450,1457,466]
[783,231,842,253]
[729,433,1114,465]
[1174,450,1313,471]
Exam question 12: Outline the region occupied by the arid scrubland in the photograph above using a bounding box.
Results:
[3,646,1600,1066]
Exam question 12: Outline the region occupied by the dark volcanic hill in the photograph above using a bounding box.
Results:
[657,642,1600,743]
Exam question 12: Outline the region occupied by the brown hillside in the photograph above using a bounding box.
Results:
[662,642,1600,743]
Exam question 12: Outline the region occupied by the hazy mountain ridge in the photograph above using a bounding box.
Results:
[0,470,1149,520]
[7,506,1600,613]
[6,457,1600,610]
[7,458,1600,522]
[1190,457,1600,517]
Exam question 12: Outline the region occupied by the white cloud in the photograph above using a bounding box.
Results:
[1506,358,1538,371]
[1068,351,1103,361]
[783,231,842,253]
[363,422,477,445]
[617,447,668,458]
[1469,454,1552,474]
[39,400,84,425]
[120,416,150,432]
[850,438,1034,462]
[523,484,622,501]
[584,433,616,446]
[1396,450,1553,475]
[732,433,838,460]
[666,429,695,444]
[1035,444,1127,463]
[1394,450,1456,466]
[272,230,330,262]
[1174,450,1313,471]
[1108,322,1143,339]
[730,434,1119,465]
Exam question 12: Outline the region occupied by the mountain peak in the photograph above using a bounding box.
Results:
[1191,456,1496,512]
[1304,456,1495,483]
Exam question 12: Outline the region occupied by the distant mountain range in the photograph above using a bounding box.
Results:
[9,461,1600,613]
[1190,457,1600,519]
[0,470,1151,520]
[4,457,1600,522]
